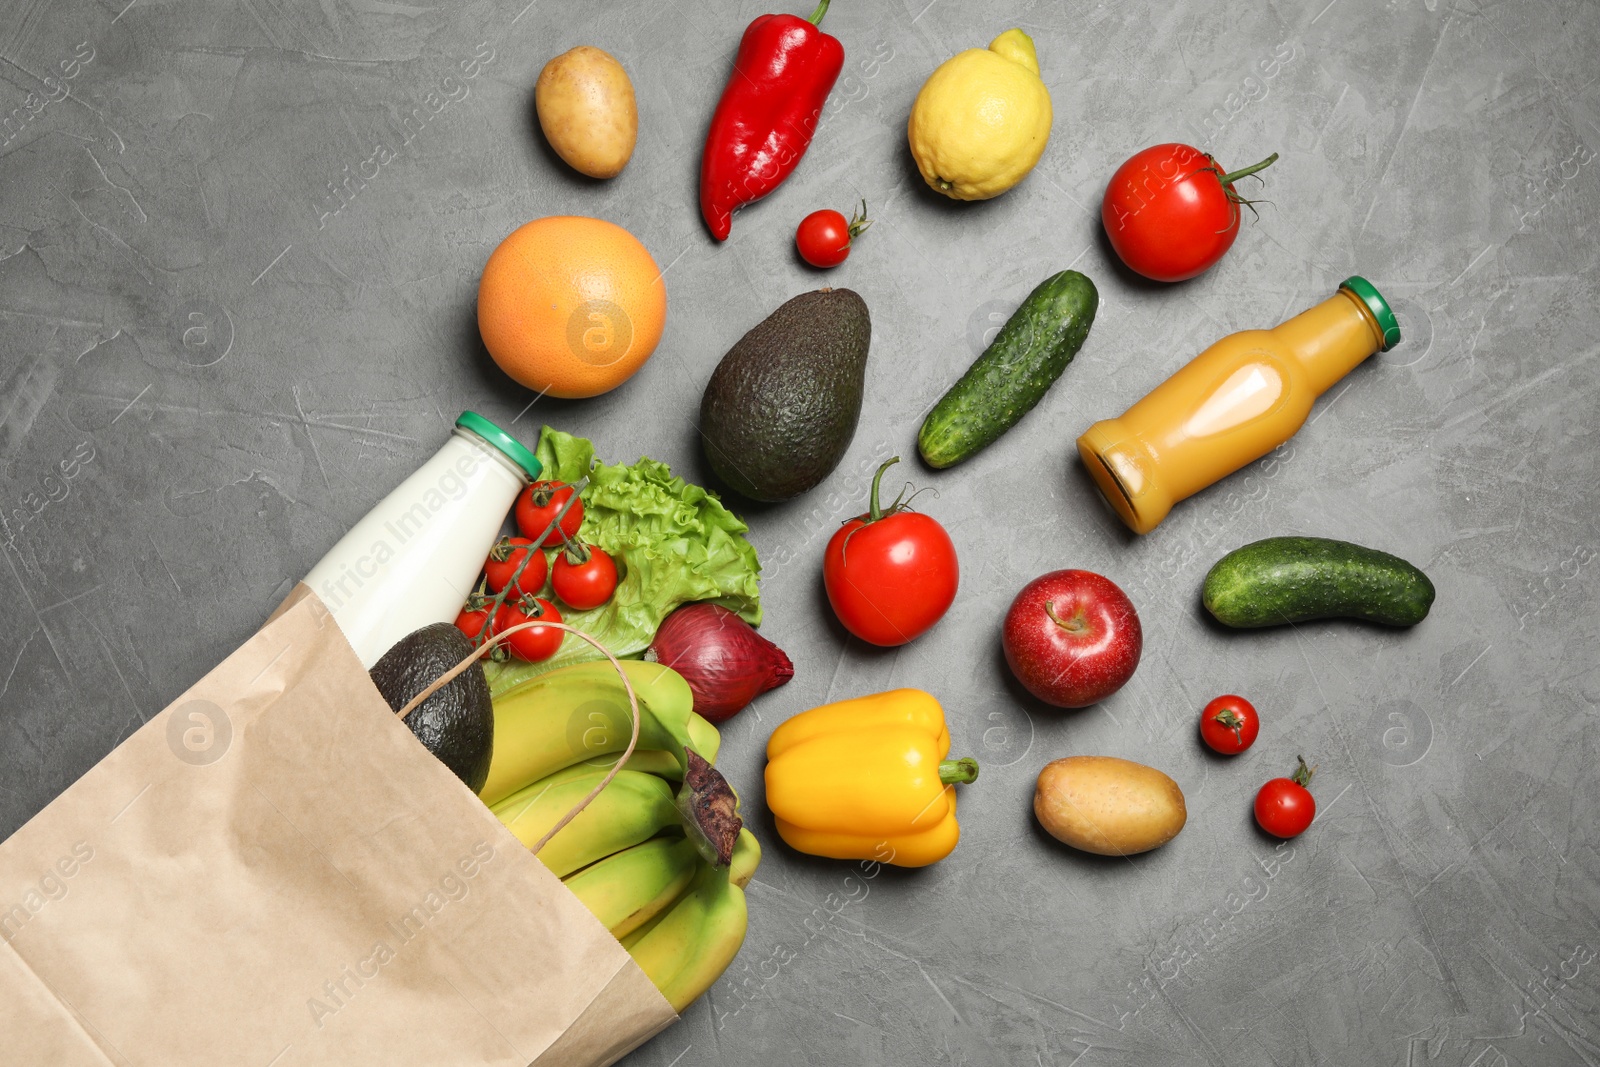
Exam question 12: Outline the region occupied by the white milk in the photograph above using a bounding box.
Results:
[303,413,540,667]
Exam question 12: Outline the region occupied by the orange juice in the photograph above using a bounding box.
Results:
[1077,277,1400,534]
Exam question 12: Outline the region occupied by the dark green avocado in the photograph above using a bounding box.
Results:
[699,288,871,502]
[369,623,493,791]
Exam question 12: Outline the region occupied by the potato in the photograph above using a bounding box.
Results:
[535,46,637,179]
[1033,756,1186,856]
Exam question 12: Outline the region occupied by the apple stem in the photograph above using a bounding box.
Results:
[1044,599,1087,634]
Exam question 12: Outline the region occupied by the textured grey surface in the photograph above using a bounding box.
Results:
[2,0,1598,1064]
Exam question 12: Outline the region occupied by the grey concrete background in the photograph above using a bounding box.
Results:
[1,0,1597,1063]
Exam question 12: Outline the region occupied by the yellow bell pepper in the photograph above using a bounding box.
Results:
[763,688,979,868]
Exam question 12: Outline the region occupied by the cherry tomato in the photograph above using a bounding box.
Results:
[483,536,547,598]
[1101,144,1278,282]
[552,544,618,610]
[454,593,497,645]
[1254,757,1316,838]
[795,201,871,268]
[496,595,564,662]
[516,481,584,547]
[1199,694,1259,755]
[823,457,958,646]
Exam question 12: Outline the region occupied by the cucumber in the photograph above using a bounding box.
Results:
[1203,536,1435,628]
[918,270,1098,469]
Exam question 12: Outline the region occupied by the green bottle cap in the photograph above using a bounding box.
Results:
[455,411,541,480]
[1340,276,1401,351]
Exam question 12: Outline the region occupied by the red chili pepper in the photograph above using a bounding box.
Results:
[699,0,845,241]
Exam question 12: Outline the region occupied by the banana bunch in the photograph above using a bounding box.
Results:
[483,658,758,1012]
[481,659,720,806]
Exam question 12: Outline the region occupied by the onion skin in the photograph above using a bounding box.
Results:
[646,603,794,723]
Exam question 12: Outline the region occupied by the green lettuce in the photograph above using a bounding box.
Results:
[483,427,763,695]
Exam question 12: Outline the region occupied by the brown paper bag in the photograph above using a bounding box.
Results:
[0,589,676,1065]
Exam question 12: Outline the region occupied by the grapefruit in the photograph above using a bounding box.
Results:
[477,216,667,398]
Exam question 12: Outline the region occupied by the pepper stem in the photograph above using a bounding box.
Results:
[1219,152,1279,187]
[868,456,899,523]
[807,0,831,25]
[939,757,979,785]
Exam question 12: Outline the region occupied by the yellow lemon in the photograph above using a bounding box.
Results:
[908,29,1052,200]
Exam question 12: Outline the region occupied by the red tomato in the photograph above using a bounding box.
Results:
[1101,144,1278,282]
[496,595,564,662]
[1199,694,1259,755]
[823,457,958,646]
[454,596,496,646]
[796,201,871,268]
[1254,757,1316,838]
[483,536,547,598]
[516,482,584,547]
[552,544,618,610]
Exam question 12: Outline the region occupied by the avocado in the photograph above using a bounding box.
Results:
[699,288,871,502]
[369,623,494,791]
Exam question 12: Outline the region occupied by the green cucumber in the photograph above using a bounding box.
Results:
[1203,536,1435,628]
[918,270,1098,469]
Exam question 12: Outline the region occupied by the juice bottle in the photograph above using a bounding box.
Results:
[1077,277,1400,534]
[302,412,542,666]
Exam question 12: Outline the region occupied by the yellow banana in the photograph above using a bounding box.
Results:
[728,828,761,889]
[626,862,749,1012]
[482,660,719,805]
[577,748,685,780]
[685,713,721,767]
[619,897,673,951]
[491,767,681,877]
[562,836,699,939]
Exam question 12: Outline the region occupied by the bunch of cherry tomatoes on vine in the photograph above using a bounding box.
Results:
[453,481,618,661]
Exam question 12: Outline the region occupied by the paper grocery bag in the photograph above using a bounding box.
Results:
[0,588,676,1065]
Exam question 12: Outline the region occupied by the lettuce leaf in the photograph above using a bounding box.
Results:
[483,427,763,695]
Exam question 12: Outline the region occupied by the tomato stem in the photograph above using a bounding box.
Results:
[1219,152,1279,187]
[1291,755,1315,787]
[514,592,551,617]
[867,456,899,522]
[1214,707,1245,744]
[939,757,980,784]
[847,200,872,241]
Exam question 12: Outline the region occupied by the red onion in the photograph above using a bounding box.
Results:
[645,603,794,723]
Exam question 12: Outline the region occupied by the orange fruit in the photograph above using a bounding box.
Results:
[477,216,667,399]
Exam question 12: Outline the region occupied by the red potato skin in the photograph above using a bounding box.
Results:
[1003,569,1142,708]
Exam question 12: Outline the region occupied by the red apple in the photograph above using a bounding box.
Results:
[1002,569,1142,708]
